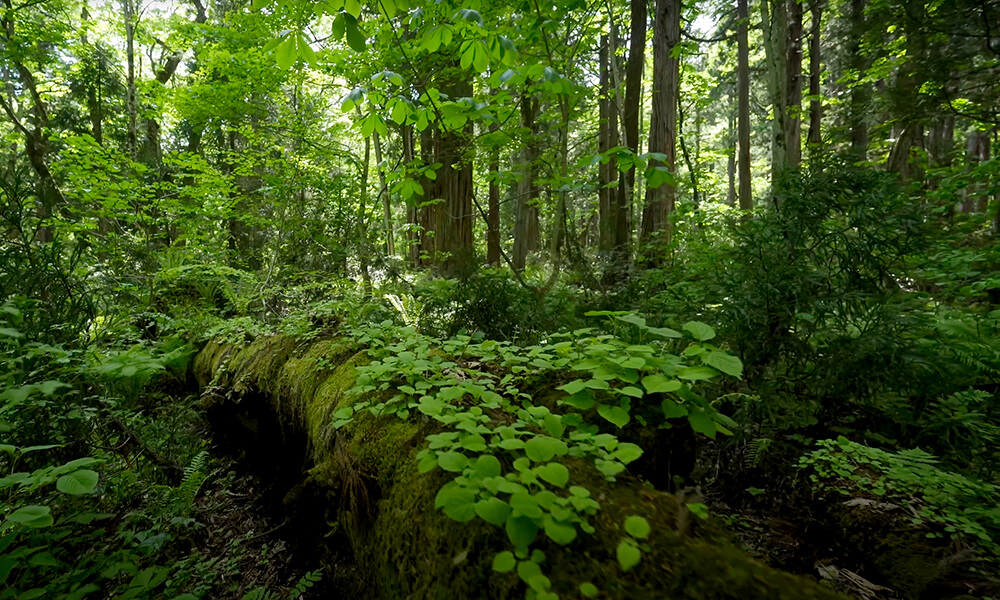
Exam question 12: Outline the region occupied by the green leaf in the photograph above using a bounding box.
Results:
[557,379,587,395]
[509,493,543,519]
[688,410,718,439]
[662,399,688,419]
[543,516,577,545]
[613,443,643,464]
[524,436,564,462]
[475,497,510,525]
[345,15,366,51]
[677,366,718,381]
[535,462,569,487]
[437,451,468,472]
[275,35,297,70]
[620,386,643,398]
[492,551,516,573]
[435,485,477,522]
[561,389,595,410]
[473,454,502,478]
[542,414,563,437]
[580,583,599,597]
[597,404,630,428]
[0,328,23,338]
[642,374,682,394]
[517,560,542,584]
[505,514,538,550]
[624,516,651,539]
[331,12,347,39]
[297,34,318,66]
[56,470,99,495]
[344,0,361,18]
[683,321,715,341]
[617,539,641,571]
[614,314,647,328]
[647,326,682,338]
[6,505,53,528]
[703,351,743,378]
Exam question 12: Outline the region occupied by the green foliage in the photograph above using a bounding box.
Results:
[332,312,743,598]
[800,437,1000,568]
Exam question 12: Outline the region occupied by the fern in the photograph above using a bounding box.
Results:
[177,450,209,506]
[242,586,277,600]
[745,437,773,469]
[290,569,323,598]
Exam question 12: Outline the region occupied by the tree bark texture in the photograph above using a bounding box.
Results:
[737,0,753,209]
[641,0,680,251]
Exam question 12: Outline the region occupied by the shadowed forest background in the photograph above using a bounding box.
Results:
[1,0,1000,597]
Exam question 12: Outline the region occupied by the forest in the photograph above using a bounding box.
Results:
[1,0,999,596]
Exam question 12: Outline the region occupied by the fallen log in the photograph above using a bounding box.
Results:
[194,332,845,600]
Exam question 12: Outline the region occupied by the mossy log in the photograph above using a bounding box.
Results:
[194,334,846,600]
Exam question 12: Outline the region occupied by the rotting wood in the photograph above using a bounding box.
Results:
[194,333,848,600]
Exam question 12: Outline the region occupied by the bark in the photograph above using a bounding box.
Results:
[192,334,849,600]
[786,0,803,169]
[761,0,789,184]
[430,80,475,275]
[807,0,823,147]
[641,0,680,256]
[737,0,753,209]
[728,107,737,206]
[80,3,103,145]
[619,0,646,253]
[962,130,991,213]
[848,0,869,158]
[124,0,138,158]
[598,34,617,252]
[374,131,394,256]
[887,1,926,182]
[513,92,540,270]
[487,123,500,267]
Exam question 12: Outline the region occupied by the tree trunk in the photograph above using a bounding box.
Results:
[618,0,646,255]
[848,0,868,158]
[124,0,138,158]
[598,34,617,252]
[431,80,475,275]
[373,130,394,256]
[728,106,737,206]
[641,0,680,257]
[513,92,540,271]
[807,0,823,147]
[761,0,789,184]
[963,130,991,213]
[737,0,753,209]
[487,124,500,267]
[786,0,803,169]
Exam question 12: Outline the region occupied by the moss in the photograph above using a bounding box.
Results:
[192,340,235,388]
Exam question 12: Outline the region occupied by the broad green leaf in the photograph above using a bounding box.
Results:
[619,386,643,398]
[6,505,53,528]
[297,34,318,66]
[437,451,468,472]
[542,414,563,437]
[505,514,538,550]
[492,551,516,573]
[0,328,23,338]
[56,469,99,495]
[345,16,366,51]
[344,0,361,18]
[647,326,682,338]
[614,314,646,328]
[543,516,577,545]
[616,539,641,571]
[331,12,347,39]
[642,375,682,394]
[475,497,510,525]
[524,436,565,462]
[435,485,477,522]
[473,454,502,478]
[509,492,543,519]
[613,443,642,464]
[597,404,630,428]
[580,583,599,597]
[683,321,715,341]
[677,366,718,381]
[561,389,594,409]
[703,351,743,378]
[517,560,542,584]
[624,515,651,539]
[662,400,688,419]
[557,379,587,395]
[535,462,569,487]
[275,36,297,70]
[687,410,718,439]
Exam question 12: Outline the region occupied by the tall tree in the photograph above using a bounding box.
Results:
[618,0,647,257]
[737,0,753,209]
[761,0,789,182]
[807,0,823,147]
[640,0,680,251]
[786,0,803,168]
